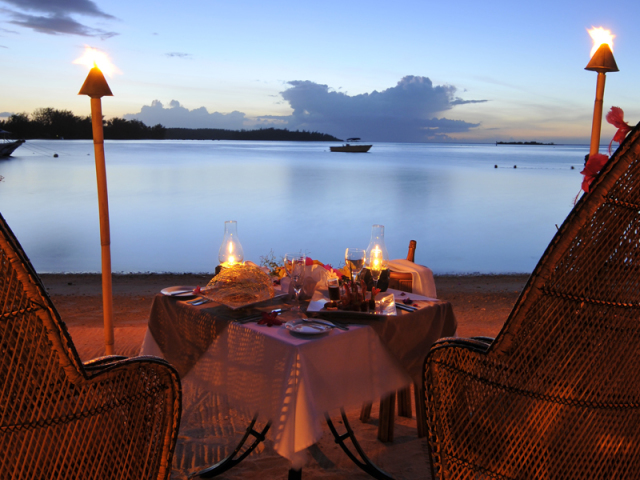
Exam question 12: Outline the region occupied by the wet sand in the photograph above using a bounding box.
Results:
[40,273,529,479]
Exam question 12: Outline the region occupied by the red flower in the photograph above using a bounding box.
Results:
[258,311,282,327]
[305,256,314,266]
[606,106,632,155]
[580,153,609,193]
[193,286,201,294]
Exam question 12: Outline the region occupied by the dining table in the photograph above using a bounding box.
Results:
[139,282,457,479]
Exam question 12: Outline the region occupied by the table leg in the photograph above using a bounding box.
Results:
[288,468,302,480]
[325,408,394,480]
[414,382,428,438]
[397,386,412,418]
[378,393,395,442]
[191,414,271,478]
[360,402,373,422]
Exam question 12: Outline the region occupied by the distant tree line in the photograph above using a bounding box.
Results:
[1,108,342,142]
[496,141,555,145]
[165,127,340,141]
[0,108,165,140]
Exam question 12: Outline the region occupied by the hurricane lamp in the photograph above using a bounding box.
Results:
[365,224,389,281]
[218,220,245,268]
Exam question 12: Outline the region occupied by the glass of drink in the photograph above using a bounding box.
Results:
[345,248,366,284]
[284,253,306,311]
[327,276,341,302]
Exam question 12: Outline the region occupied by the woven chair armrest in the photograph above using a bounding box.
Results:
[83,355,129,370]
[431,336,493,354]
[470,336,495,345]
[83,355,174,376]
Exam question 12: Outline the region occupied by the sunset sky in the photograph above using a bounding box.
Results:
[0,0,638,143]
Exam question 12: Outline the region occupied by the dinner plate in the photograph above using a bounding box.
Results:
[284,320,331,335]
[161,286,197,298]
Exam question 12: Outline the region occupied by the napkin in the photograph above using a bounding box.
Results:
[387,259,437,298]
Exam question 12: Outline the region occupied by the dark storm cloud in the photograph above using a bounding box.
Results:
[124,100,246,130]
[7,11,116,37]
[0,0,113,18]
[267,76,485,142]
[0,0,117,37]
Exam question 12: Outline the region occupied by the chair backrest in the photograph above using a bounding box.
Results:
[494,124,640,360]
[425,123,640,479]
[0,212,86,388]
[0,212,181,479]
[388,240,417,292]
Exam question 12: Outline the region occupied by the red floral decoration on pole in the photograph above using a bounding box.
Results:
[605,106,632,155]
[580,107,632,194]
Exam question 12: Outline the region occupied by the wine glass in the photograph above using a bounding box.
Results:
[345,248,366,285]
[284,253,306,311]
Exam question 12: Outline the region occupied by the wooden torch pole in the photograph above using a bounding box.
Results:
[79,67,115,356]
[589,72,606,157]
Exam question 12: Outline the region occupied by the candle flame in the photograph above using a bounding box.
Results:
[73,46,121,77]
[588,27,615,57]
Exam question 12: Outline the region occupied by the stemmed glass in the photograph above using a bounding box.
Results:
[284,253,306,311]
[345,248,366,285]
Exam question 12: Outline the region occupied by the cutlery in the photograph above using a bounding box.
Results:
[189,298,211,306]
[395,302,418,312]
[237,308,285,324]
[303,317,349,331]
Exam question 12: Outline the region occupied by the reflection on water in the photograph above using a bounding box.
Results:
[0,140,587,274]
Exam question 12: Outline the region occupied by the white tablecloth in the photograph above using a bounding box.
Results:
[140,290,456,464]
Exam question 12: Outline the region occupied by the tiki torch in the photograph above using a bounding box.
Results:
[76,48,115,355]
[585,27,619,157]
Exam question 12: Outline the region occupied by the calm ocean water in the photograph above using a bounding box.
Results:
[0,139,590,274]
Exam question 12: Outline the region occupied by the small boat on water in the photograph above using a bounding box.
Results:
[0,140,24,158]
[330,137,372,153]
[0,129,25,158]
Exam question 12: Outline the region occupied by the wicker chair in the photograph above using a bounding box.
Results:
[0,212,182,480]
[424,123,640,479]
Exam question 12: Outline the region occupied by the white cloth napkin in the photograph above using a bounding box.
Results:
[387,259,437,298]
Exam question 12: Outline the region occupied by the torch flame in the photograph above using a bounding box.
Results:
[73,46,121,77]
[588,27,615,57]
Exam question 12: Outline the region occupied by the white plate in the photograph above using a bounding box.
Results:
[284,320,331,335]
[161,286,197,298]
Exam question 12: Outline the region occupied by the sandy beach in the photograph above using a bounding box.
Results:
[40,273,529,479]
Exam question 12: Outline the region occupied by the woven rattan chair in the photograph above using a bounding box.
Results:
[424,123,640,479]
[0,212,182,480]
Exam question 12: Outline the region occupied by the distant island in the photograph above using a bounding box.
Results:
[496,141,555,145]
[165,127,340,142]
[0,108,341,142]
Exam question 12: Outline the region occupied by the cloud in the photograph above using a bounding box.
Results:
[451,98,488,106]
[7,11,116,37]
[0,0,117,37]
[259,76,485,142]
[123,100,246,130]
[0,0,114,18]
[165,52,192,59]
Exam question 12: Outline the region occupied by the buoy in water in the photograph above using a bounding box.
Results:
[494,165,498,168]
[513,165,517,169]
[571,166,575,170]
[53,153,58,158]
